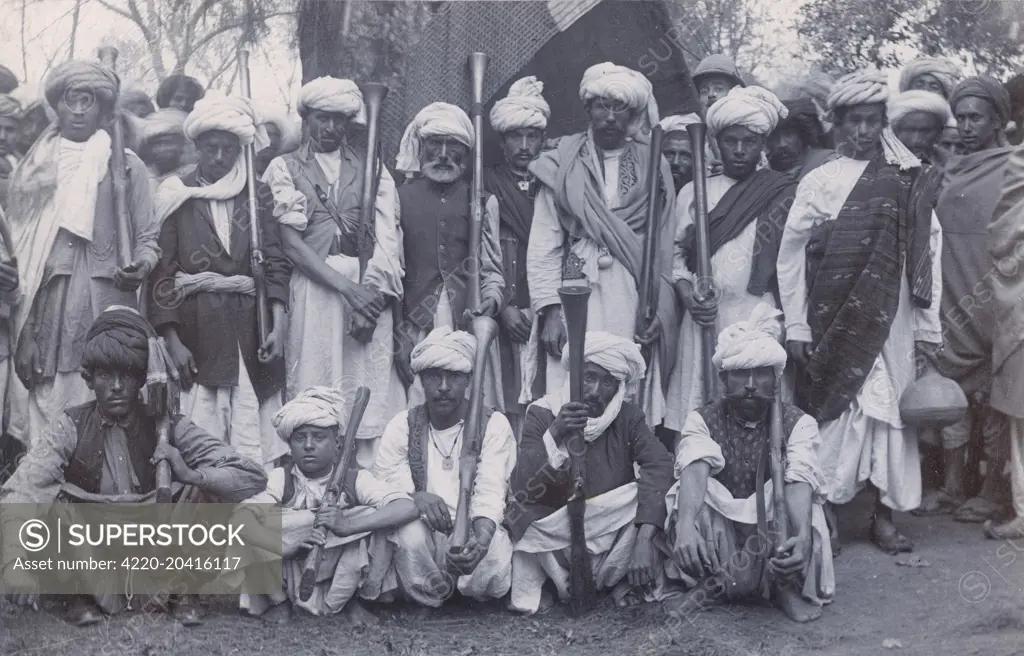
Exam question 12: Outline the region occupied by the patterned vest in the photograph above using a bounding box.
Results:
[696,401,805,498]
[398,178,472,331]
[405,404,494,492]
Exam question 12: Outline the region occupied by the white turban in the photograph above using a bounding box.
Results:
[888,90,953,128]
[183,91,268,149]
[828,70,920,171]
[559,331,647,386]
[259,105,301,153]
[489,76,550,133]
[410,326,477,374]
[705,86,787,137]
[579,62,660,137]
[396,102,474,174]
[658,113,702,135]
[898,57,961,99]
[297,76,366,125]
[712,303,787,375]
[272,386,347,441]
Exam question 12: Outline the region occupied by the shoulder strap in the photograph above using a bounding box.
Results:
[282,466,296,507]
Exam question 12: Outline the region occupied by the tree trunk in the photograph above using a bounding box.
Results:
[297,0,348,82]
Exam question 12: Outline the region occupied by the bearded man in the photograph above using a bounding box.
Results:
[889,90,953,165]
[526,62,676,427]
[263,77,405,468]
[507,332,674,614]
[930,78,1016,525]
[150,94,291,467]
[136,108,191,193]
[237,386,418,626]
[1,307,267,626]
[394,102,504,411]
[659,113,701,192]
[6,61,159,449]
[898,57,961,101]
[0,94,21,208]
[485,77,550,434]
[776,72,943,555]
[766,98,836,178]
[666,86,798,435]
[373,327,517,606]
[665,305,833,623]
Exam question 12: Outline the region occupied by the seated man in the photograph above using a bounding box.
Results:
[373,327,517,607]
[665,304,833,623]
[0,307,267,627]
[507,332,675,615]
[238,386,419,626]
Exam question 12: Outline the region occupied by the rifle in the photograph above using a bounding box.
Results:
[356,83,388,281]
[559,284,597,617]
[769,393,788,548]
[237,48,271,345]
[449,52,500,554]
[298,386,371,602]
[685,122,719,404]
[635,125,664,409]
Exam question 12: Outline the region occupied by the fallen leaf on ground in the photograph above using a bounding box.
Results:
[896,555,931,568]
[883,638,904,649]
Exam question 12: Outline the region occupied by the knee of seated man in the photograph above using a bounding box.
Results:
[392,518,433,551]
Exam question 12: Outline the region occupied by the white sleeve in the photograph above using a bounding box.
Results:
[783,414,827,499]
[469,412,517,525]
[262,156,309,230]
[672,182,696,284]
[527,186,564,312]
[372,412,416,495]
[777,175,819,342]
[354,469,411,508]
[914,210,943,343]
[674,410,725,478]
[541,430,570,469]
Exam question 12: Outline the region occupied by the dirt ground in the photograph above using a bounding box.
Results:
[2,494,1022,656]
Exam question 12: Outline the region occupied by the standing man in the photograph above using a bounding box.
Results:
[526,62,676,427]
[776,72,943,554]
[156,73,206,113]
[665,86,797,435]
[394,102,504,410]
[373,327,517,606]
[263,76,405,468]
[888,90,952,164]
[5,61,159,448]
[485,77,550,433]
[507,332,674,614]
[898,57,961,101]
[136,108,190,193]
[692,54,744,113]
[659,113,701,193]
[766,98,835,178]
[931,78,1015,524]
[150,93,291,467]
[0,94,21,208]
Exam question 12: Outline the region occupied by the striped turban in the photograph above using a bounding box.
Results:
[659,113,702,135]
[297,76,365,125]
[949,76,1012,125]
[396,102,473,174]
[579,62,659,136]
[272,386,347,441]
[490,76,550,133]
[898,57,961,99]
[827,71,889,110]
[0,95,21,119]
[712,303,787,375]
[410,326,477,374]
[44,61,119,111]
[183,92,267,148]
[706,86,788,137]
[888,90,952,128]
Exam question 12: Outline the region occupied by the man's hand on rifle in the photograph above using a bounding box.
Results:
[673,522,721,578]
[314,504,359,538]
[258,324,285,364]
[463,297,499,324]
[785,340,812,370]
[447,518,495,576]
[0,259,18,292]
[685,288,718,327]
[152,442,197,485]
[500,306,532,344]
[13,330,40,390]
[768,532,811,583]
[112,260,150,292]
[349,313,377,344]
[539,306,566,359]
[549,401,589,447]
[412,491,453,533]
[300,530,326,552]
[344,283,386,321]
[164,331,198,391]
[635,316,661,346]
[395,334,415,390]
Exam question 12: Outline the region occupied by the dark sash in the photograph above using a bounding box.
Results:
[483,165,533,243]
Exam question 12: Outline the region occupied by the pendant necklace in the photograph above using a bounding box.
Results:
[430,424,462,471]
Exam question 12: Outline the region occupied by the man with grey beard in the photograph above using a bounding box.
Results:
[394,102,505,411]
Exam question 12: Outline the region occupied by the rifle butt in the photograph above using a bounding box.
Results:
[155,416,173,503]
[567,495,596,616]
[298,527,327,602]
[769,394,788,546]
[448,476,473,553]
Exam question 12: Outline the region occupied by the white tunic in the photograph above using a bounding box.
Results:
[775,157,943,511]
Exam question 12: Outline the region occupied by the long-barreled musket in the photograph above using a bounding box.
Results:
[299,387,371,602]
[237,48,271,345]
[357,83,388,281]
[449,51,500,554]
[635,125,664,409]
[559,284,597,617]
[685,122,719,403]
[769,393,788,548]
[99,47,171,502]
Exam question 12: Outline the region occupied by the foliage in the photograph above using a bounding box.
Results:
[797,0,1024,77]
[662,0,776,81]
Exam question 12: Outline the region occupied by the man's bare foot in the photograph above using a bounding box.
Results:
[912,489,960,516]
[983,516,1024,540]
[537,588,555,613]
[662,580,725,619]
[774,584,822,623]
[871,513,913,555]
[342,599,379,627]
[262,602,293,625]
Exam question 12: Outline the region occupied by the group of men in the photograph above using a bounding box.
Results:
[0,47,1023,631]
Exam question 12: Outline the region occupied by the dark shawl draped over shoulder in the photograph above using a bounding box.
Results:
[680,169,799,300]
[798,155,934,422]
[484,165,533,243]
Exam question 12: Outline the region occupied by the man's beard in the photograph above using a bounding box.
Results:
[422,158,465,184]
[725,391,772,421]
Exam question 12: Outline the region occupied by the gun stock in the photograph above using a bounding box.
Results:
[357,83,388,281]
[685,122,719,404]
[97,47,133,271]
[769,394,787,546]
[298,386,372,602]
[635,126,664,409]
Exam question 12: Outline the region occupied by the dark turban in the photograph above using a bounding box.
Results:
[782,97,818,119]
[772,98,826,149]
[156,74,205,111]
[44,61,119,111]
[80,306,156,374]
[0,66,18,95]
[949,75,1012,125]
